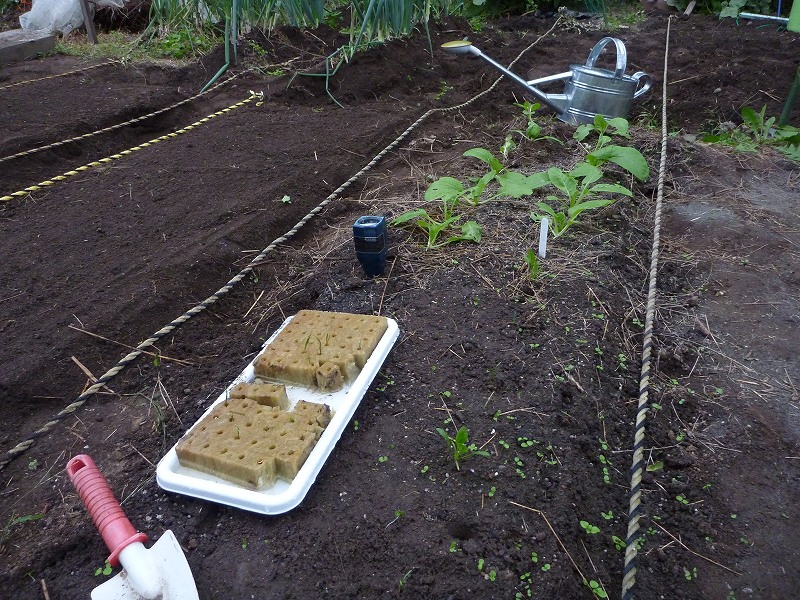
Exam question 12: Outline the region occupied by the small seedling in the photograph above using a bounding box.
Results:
[601,511,613,520]
[580,520,600,534]
[498,440,510,449]
[1,513,44,547]
[378,455,388,463]
[449,540,461,553]
[435,81,452,100]
[94,561,113,576]
[611,535,626,551]
[398,568,413,589]
[477,558,485,571]
[676,495,689,505]
[683,566,697,581]
[523,249,540,280]
[241,537,248,549]
[541,563,551,572]
[588,579,608,598]
[487,569,497,582]
[488,486,496,498]
[436,426,490,470]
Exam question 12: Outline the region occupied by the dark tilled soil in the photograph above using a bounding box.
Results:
[1,13,799,600]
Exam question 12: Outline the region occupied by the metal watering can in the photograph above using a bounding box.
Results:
[442,37,652,125]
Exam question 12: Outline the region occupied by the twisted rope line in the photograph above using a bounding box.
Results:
[0,22,560,471]
[0,91,264,203]
[0,71,242,165]
[621,16,673,600]
[0,59,117,91]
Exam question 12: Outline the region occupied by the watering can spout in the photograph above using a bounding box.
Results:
[441,40,568,115]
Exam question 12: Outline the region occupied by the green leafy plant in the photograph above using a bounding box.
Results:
[702,105,800,160]
[390,202,481,249]
[523,249,540,280]
[426,148,506,206]
[580,520,601,534]
[512,101,561,144]
[1,513,44,547]
[526,164,634,238]
[398,568,413,589]
[587,579,608,598]
[436,425,490,470]
[574,115,650,181]
[94,561,113,576]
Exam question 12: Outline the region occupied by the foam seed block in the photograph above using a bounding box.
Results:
[230,382,289,409]
[176,398,332,489]
[254,310,388,391]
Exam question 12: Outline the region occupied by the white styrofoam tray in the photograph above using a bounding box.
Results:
[156,315,399,514]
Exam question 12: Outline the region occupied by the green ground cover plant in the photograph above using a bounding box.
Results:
[436,425,490,469]
[701,105,800,161]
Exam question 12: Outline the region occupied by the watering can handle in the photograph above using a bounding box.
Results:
[585,37,627,79]
[66,454,148,567]
[631,72,653,98]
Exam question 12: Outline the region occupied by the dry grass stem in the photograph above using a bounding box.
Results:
[68,325,193,366]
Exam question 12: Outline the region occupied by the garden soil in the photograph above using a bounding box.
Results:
[1,12,799,600]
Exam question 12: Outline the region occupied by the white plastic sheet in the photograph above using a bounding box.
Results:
[20,0,85,35]
[19,0,126,36]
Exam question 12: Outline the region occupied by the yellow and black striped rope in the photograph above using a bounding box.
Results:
[0,71,241,164]
[0,59,118,91]
[0,23,564,471]
[0,91,264,203]
[621,17,672,600]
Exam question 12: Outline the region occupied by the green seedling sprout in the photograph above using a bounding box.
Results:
[580,520,600,534]
[436,425,490,470]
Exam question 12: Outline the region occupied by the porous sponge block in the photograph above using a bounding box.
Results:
[230,382,289,409]
[176,397,334,489]
[254,310,388,391]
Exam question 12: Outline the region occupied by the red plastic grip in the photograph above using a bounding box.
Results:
[66,454,148,567]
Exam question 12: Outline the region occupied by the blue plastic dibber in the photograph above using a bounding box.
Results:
[353,216,387,277]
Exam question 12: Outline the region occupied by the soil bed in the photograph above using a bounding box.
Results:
[1,13,799,600]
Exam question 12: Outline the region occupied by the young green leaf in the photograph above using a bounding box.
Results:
[391,208,428,226]
[588,183,634,196]
[464,148,504,174]
[425,177,465,203]
[587,146,649,181]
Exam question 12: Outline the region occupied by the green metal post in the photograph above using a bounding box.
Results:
[778,63,800,126]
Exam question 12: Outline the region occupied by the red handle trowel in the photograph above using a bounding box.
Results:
[67,455,199,600]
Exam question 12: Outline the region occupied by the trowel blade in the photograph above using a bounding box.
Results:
[91,530,198,600]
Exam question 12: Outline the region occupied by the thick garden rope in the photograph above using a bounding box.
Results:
[0,21,561,471]
[0,70,243,165]
[621,16,672,600]
[0,59,118,91]
[0,91,264,203]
